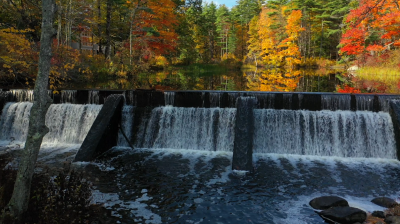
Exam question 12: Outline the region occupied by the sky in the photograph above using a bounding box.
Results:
[204,0,237,8]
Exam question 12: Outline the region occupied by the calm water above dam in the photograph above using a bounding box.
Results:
[66,66,341,93]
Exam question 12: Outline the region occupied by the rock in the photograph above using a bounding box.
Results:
[371,197,398,208]
[385,216,400,224]
[318,207,367,224]
[309,196,349,210]
[372,211,386,218]
[347,65,359,71]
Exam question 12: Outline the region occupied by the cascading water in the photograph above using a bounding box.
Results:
[11,89,34,102]
[378,95,400,112]
[255,93,275,109]
[89,90,100,104]
[282,94,292,109]
[253,109,396,158]
[356,95,374,111]
[61,90,77,104]
[118,106,135,146]
[321,94,351,111]
[164,92,175,106]
[133,107,236,151]
[210,93,221,107]
[0,102,102,145]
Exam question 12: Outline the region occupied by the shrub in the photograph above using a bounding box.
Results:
[0,163,101,224]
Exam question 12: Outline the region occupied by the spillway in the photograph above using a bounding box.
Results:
[0,102,101,145]
[1,90,400,224]
[253,109,396,158]
[127,107,237,152]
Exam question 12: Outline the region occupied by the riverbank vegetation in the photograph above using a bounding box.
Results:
[1,0,400,93]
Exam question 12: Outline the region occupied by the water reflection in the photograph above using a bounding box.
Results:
[68,65,342,92]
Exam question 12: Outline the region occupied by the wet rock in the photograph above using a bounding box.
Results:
[371,197,398,208]
[372,211,385,218]
[309,196,349,210]
[385,216,400,224]
[318,207,367,224]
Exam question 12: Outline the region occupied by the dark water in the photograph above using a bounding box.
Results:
[80,148,400,224]
[66,65,341,92]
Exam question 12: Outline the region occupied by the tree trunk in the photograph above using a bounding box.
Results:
[5,0,55,220]
[97,0,103,54]
[129,6,138,65]
[105,0,112,59]
[57,4,62,47]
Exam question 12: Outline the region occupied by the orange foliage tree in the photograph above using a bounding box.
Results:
[0,28,38,85]
[340,0,400,57]
[131,0,178,59]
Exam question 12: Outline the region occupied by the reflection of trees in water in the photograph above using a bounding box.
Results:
[296,70,339,92]
[245,68,301,92]
[67,65,341,91]
[128,66,247,91]
[245,68,340,92]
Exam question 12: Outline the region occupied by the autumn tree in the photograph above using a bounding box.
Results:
[131,0,178,60]
[0,28,38,86]
[247,15,261,65]
[340,0,400,58]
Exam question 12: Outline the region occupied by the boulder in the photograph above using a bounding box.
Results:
[309,196,349,210]
[371,211,385,218]
[385,216,400,224]
[318,207,367,224]
[371,197,398,208]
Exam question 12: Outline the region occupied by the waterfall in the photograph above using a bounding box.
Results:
[135,107,236,151]
[89,90,100,104]
[253,109,396,159]
[11,89,34,102]
[255,93,275,109]
[61,90,77,104]
[0,102,102,145]
[118,106,135,146]
[356,95,374,111]
[321,94,351,111]
[210,93,221,107]
[228,92,240,107]
[164,92,175,106]
[282,94,292,109]
[378,95,400,112]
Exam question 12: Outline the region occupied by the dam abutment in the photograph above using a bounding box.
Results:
[232,97,256,171]
[74,94,124,162]
[390,101,400,160]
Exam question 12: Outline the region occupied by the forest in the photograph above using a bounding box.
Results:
[1,0,400,93]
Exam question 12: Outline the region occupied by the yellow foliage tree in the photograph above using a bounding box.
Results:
[251,6,303,68]
[0,28,38,85]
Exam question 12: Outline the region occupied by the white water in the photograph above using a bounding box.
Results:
[61,90,77,103]
[0,102,102,145]
[88,90,100,104]
[136,107,236,151]
[10,89,34,102]
[253,109,396,158]
[164,92,175,106]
